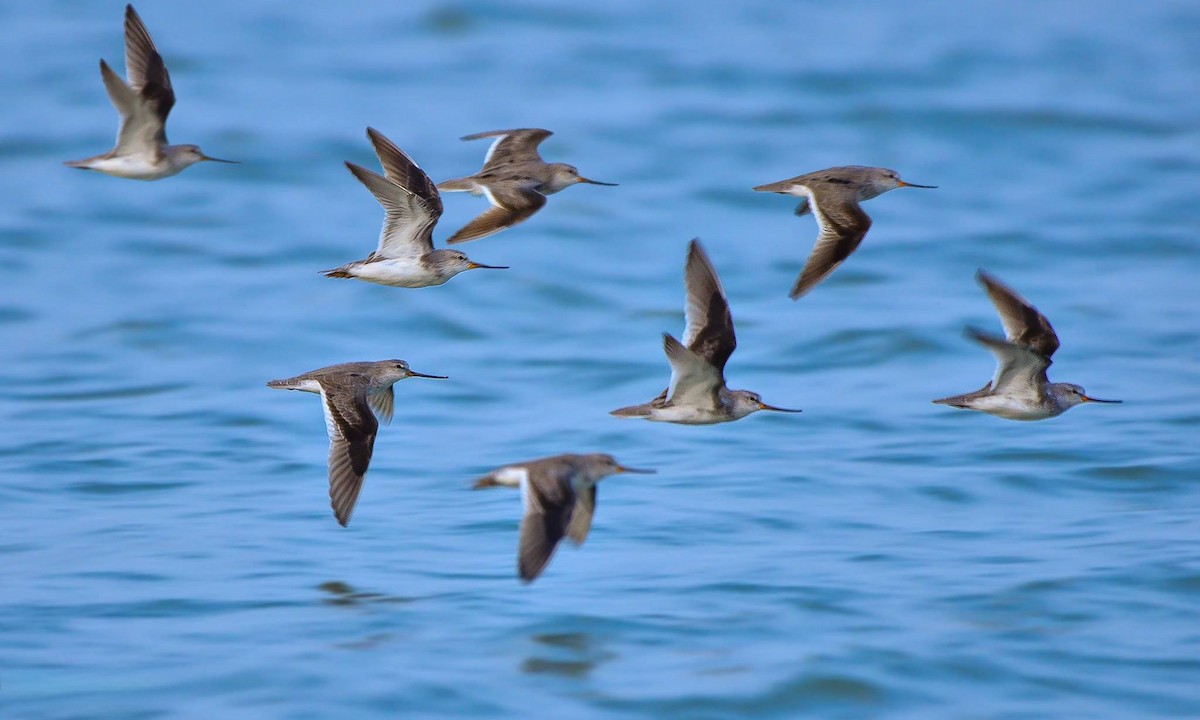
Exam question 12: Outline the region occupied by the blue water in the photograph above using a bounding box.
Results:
[3,0,1199,717]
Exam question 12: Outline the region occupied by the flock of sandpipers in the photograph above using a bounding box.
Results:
[66,6,1122,582]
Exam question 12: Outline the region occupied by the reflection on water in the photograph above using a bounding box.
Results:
[521,632,615,678]
[317,581,417,607]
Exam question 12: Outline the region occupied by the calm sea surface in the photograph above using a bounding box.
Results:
[2,1,1199,717]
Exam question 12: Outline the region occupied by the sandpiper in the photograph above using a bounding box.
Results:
[473,453,654,583]
[752,166,935,299]
[64,4,236,180]
[611,239,801,424]
[323,128,507,287]
[933,270,1121,420]
[436,128,617,244]
[267,360,446,526]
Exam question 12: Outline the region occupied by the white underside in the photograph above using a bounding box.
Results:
[343,260,450,288]
[492,466,528,488]
[290,379,324,394]
[75,154,182,180]
[963,394,1060,421]
[641,405,734,425]
[778,183,813,198]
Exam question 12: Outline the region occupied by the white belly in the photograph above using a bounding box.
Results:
[971,395,1060,421]
[644,405,729,425]
[348,260,447,288]
[86,155,179,180]
[292,379,324,394]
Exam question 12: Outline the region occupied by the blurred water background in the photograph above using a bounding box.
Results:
[2,1,1198,717]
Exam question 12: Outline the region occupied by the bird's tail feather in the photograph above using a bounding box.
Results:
[436,177,477,193]
[931,394,970,408]
[932,382,992,408]
[751,179,795,194]
[472,473,500,489]
[610,404,652,418]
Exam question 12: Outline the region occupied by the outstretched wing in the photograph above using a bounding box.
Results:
[565,485,597,546]
[341,128,443,258]
[789,183,871,299]
[120,5,174,146]
[462,128,554,171]
[367,128,442,217]
[682,239,736,375]
[319,388,380,527]
[444,182,546,244]
[663,333,723,411]
[366,385,394,425]
[516,461,576,582]
[976,270,1060,358]
[966,328,1051,403]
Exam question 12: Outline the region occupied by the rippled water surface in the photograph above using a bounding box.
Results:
[3,1,1199,717]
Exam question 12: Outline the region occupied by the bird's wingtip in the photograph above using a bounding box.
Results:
[961,325,999,344]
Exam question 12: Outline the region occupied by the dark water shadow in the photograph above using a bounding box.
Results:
[521,630,617,678]
[316,580,419,607]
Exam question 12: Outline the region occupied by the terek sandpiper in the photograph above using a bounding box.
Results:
[933,270,1121,420]
[472,453,654,583]
[436,128,617,244]
[752,166,935,299]
[64,4,236,180]
[323,128,508,287]
[611,239,801,424]
[267,360,446,526]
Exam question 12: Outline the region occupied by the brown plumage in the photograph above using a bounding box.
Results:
[267,360,446,526]
[437,128,616,244]
[753,165,935,299]
[472,453,654,582]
